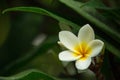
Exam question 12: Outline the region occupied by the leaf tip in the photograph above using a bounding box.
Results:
[2,9,8,14]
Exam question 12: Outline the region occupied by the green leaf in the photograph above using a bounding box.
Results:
[101,54,115,80]
[84,0,107,9]
[0,14,10,47]
[83,0,120,10]
[2,6,120,59]
[0,69,57,80]
[2,7,80,32]
[83,0,109,9]
[96,35,120,58]
[1,36,58,74]
[82,0,120,22]
[60,0,120,44]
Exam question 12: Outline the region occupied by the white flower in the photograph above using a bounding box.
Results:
[58,24,104,70]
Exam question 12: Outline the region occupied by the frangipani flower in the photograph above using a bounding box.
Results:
[58,24,104,70]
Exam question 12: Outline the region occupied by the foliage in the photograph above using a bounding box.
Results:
[0,0,120,80]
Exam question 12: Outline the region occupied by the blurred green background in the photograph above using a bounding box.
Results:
[0,0,120,80]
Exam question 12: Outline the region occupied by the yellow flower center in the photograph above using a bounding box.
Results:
[74,42,92,60]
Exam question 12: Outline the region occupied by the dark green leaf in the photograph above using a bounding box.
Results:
[2,6,80,32]
[97,35,120,58]
[0,69,57,80]
[0,14,10,47]
[60,0,120,44]
[83,0,109,9]
[1,5,120,74]
[1,36,57,74]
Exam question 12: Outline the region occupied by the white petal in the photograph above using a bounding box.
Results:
[78,24,95,43]
[88,40,104,57]
[59,31,79,52]
[59,50,81,61]
[76,58,91,70]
